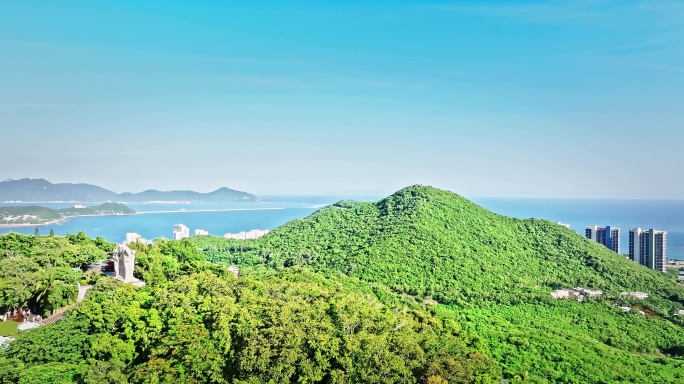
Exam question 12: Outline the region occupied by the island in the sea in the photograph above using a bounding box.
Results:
[0,202,135,226]
[0,178,257,203]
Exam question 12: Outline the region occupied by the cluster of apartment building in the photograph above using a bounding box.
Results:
[172,224,211,239]
[124,232,153,246]
[224,229,269,240]
[585,225,667,272]
[125,225,270,243]
[172,224,190,240]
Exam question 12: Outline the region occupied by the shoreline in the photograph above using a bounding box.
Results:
[0,218,67,228]
[135,207,285,215]
[0,207,286,228]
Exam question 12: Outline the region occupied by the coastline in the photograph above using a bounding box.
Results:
[134,207,285,215]
[0,218,67,228]
[0,207,286,229]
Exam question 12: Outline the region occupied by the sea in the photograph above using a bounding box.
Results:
[1,196,683,260]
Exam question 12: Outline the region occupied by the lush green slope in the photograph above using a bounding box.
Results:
[1,268,499,384]
[192,185,684,383]
[458,302,684,383]
[0,232,113,314]
[196,186,684,303]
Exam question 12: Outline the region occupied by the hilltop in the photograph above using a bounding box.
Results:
[0,178,257,202]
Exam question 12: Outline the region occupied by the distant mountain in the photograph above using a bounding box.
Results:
[0,178,257,202]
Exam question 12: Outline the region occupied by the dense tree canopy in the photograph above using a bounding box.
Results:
[1,268,499,383]
[190,186,684,382]
[0,232,112,314]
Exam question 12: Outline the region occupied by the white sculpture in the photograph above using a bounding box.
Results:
[112,244,136,283]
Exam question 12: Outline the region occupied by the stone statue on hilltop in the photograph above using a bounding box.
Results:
[112,244,136,283]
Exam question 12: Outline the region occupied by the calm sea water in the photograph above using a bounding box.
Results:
[2,196,683,260]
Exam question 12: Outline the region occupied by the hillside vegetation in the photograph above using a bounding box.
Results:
[0,232,113,315]
[196,186,684,303]
[1,267,499,383]
[192,185,684,383]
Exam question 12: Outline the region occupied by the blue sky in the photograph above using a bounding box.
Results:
[1,1,682,197]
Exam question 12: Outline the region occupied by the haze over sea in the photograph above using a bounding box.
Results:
[1,196,683,260]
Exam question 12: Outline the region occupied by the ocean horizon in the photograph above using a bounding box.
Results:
[1,196,682,260]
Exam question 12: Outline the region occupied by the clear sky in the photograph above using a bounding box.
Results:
[1,1,682,198]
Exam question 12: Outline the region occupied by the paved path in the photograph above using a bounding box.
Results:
[77,284,92,302]
[42,284,92,326]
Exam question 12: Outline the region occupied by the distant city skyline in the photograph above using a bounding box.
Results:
[2,1,683,197]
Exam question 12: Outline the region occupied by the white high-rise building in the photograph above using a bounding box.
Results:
[195,229,209,236]
[629,228,667,272]
[125,232,142,245]
[173,224,190,240]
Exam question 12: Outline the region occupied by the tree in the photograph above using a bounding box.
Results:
[49,229,55,237]
[34,227,40,237]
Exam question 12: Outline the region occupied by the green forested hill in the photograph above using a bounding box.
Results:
[197,185,684,303]
[192,185,684,383]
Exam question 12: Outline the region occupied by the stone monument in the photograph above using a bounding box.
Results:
[112,244,136,283]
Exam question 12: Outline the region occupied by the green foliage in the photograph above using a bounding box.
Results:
[7,318,90,366]
[17,363,83,384]
[133,238,214,287]
[193,186,684,304]
[457,301,684,383]
[2,269,498,383]
[0,232,112,314]
[191,185,684,382]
